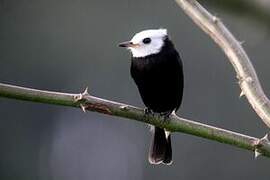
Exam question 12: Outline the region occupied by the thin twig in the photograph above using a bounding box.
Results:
[0,82,270,157]
[175,0,270,128]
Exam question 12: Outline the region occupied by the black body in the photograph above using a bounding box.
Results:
[130,37,184,164]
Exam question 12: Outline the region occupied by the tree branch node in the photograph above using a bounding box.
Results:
[120,105,129,111]
[252,133,269,148]
[253,134,269,159]
[239,40,245,45]
[74,87,89,102]
[239,91,245,98]
[212,15,220,24]
[237,76,253,85]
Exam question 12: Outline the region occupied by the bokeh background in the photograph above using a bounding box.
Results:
[0,0,270,179]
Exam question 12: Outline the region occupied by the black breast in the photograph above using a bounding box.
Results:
[130,38,184,113]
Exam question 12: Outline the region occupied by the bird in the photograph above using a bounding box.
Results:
[119,29,184,165]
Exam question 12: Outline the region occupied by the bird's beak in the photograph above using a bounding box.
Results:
[118,41,139,48]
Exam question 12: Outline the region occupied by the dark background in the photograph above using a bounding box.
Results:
[0,0,270,179]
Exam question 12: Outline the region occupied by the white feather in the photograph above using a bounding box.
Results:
[129,29,167,58]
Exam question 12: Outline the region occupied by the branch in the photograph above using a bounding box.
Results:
[175,0,270,128]
[0,82,270,158]
[1,0,270,161]
[205,0,270,28]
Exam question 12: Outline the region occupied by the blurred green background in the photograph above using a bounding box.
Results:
[0,0,270,179]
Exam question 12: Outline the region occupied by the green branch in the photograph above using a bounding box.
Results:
[0,82,270,158]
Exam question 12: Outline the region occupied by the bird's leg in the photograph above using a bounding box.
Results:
[159,111,172,121]
[144,107,154,116]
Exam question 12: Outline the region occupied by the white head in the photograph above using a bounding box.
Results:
[119,29,168,58]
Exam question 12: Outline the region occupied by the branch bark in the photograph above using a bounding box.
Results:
[0,82,270,158]
[175,0,270,128]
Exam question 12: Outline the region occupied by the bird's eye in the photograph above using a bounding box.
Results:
[142,38,151,44]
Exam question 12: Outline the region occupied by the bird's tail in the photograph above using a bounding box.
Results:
[148,126,172,165]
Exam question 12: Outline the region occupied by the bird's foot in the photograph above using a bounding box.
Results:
[144,108,172,121]
[144,107,154,116]
[158,111,172,121]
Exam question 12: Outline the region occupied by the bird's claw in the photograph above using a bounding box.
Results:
[144,107,154,116]
[144,108,172,121]
[158,111,172,121]
[120,105,129,111]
